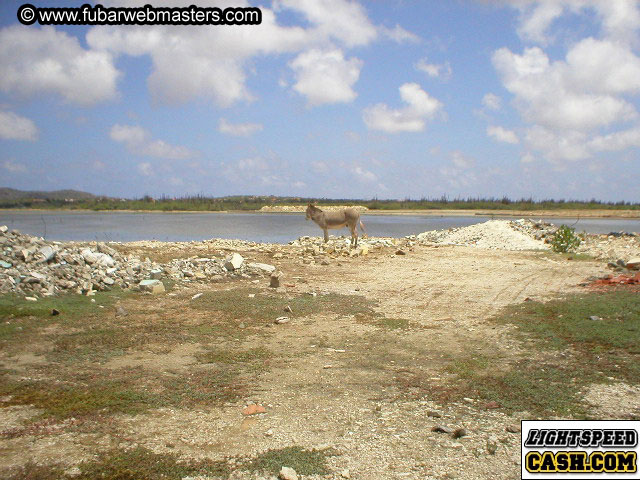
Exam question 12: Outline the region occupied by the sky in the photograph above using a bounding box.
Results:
[1,0,639,202]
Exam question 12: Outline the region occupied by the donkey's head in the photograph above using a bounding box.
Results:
[305,203,320,220]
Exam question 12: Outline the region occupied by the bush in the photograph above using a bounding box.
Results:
[551,225,582,253]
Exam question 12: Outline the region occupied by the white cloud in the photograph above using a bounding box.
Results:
[415,58,452,80]
[450,151,476,169]
[223,155,292,188]
[274,0,378,48]
[0,25,119,105]
[482,93,502,110]
[311,161,329,173]
[492,46,638,132]
[110,124,195,160]
[3,159,27,173]
[504,0,640,165]
[352,165,377,182]
[362,83,443,133]
[516,1,564,44]
[492,34,640,161]
[380,24,420,44]
[487,125,519,144]
[520,152,536,164]
[0,110,38,141]
[218,118,263,137]
[565,38,640,95]
[138,162,153,176]
[512,1,640,46]
[290,49,363,105]
[524,125,589,161]
[236,157,269,171]
[87,6,308,107]
[588,126,640,152]
[87,0,386,107]
[597,0,640,45]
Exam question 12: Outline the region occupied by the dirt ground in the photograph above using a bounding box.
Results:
[0,242,632,479]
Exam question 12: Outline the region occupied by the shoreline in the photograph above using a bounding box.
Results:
[1,208,639,219]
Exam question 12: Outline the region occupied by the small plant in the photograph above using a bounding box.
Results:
[551,225,581,253]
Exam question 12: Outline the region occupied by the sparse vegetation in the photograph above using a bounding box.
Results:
[0,374,158,419]
[189,287,379,322]
[494,291,640,383]
[72,447,231,480]
[2,191,638,212]
[430,291,640,416]
[239,446,338,476]
[2,446,337,480]
[550,224,582,253]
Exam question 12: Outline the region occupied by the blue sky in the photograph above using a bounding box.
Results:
[1,0,639,201]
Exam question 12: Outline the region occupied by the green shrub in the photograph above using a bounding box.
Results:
[551,225,581,253]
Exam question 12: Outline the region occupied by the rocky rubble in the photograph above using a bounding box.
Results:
[411,219,550,251]
[2,218,638,297]
[0,227,276,297]
[410,218,640,261]
[287,235,400,264]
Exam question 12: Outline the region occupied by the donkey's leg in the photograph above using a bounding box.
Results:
[323,228,329,243]
[350,223,358,247]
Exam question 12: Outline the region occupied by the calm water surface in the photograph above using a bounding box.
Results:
[0,211,638,243]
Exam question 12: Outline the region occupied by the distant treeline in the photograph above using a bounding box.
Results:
[1,194,638,211]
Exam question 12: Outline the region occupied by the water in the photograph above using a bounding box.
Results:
[0,211,637,243]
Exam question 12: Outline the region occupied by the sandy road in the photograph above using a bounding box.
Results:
[114,245,606,479]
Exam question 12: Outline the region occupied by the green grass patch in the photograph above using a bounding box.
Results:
[430,291,640,417]
[239,446,337,476]
[495,291,640,351]
[439,355,587,417]
[0,367,248,421]
[0,290,121,321]
[473,363,585,416]
[190,288,378,323]
[160,368,250,407]
[0,374,158,419]
[74,446,230,480]
[0,290,122,345]
[493,291,640,383]
[196,346,272,372]
[2,446,231,480]
[3,445,338,479]
[3,461,66,480]
[446,355,490,377]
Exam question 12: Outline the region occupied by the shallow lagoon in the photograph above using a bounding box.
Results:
[0,211,638,243]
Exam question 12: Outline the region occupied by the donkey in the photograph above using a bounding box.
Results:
[305,204,366,247]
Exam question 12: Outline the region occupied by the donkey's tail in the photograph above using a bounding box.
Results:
[359,219,367,238]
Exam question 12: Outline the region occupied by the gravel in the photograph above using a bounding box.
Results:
[413,219,550,251]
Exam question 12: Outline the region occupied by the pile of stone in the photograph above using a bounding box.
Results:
[507,218,558,241]
[288,235,399,263]
[0,226,276,297]
[577,232,639,262]
[412,219,549,251]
